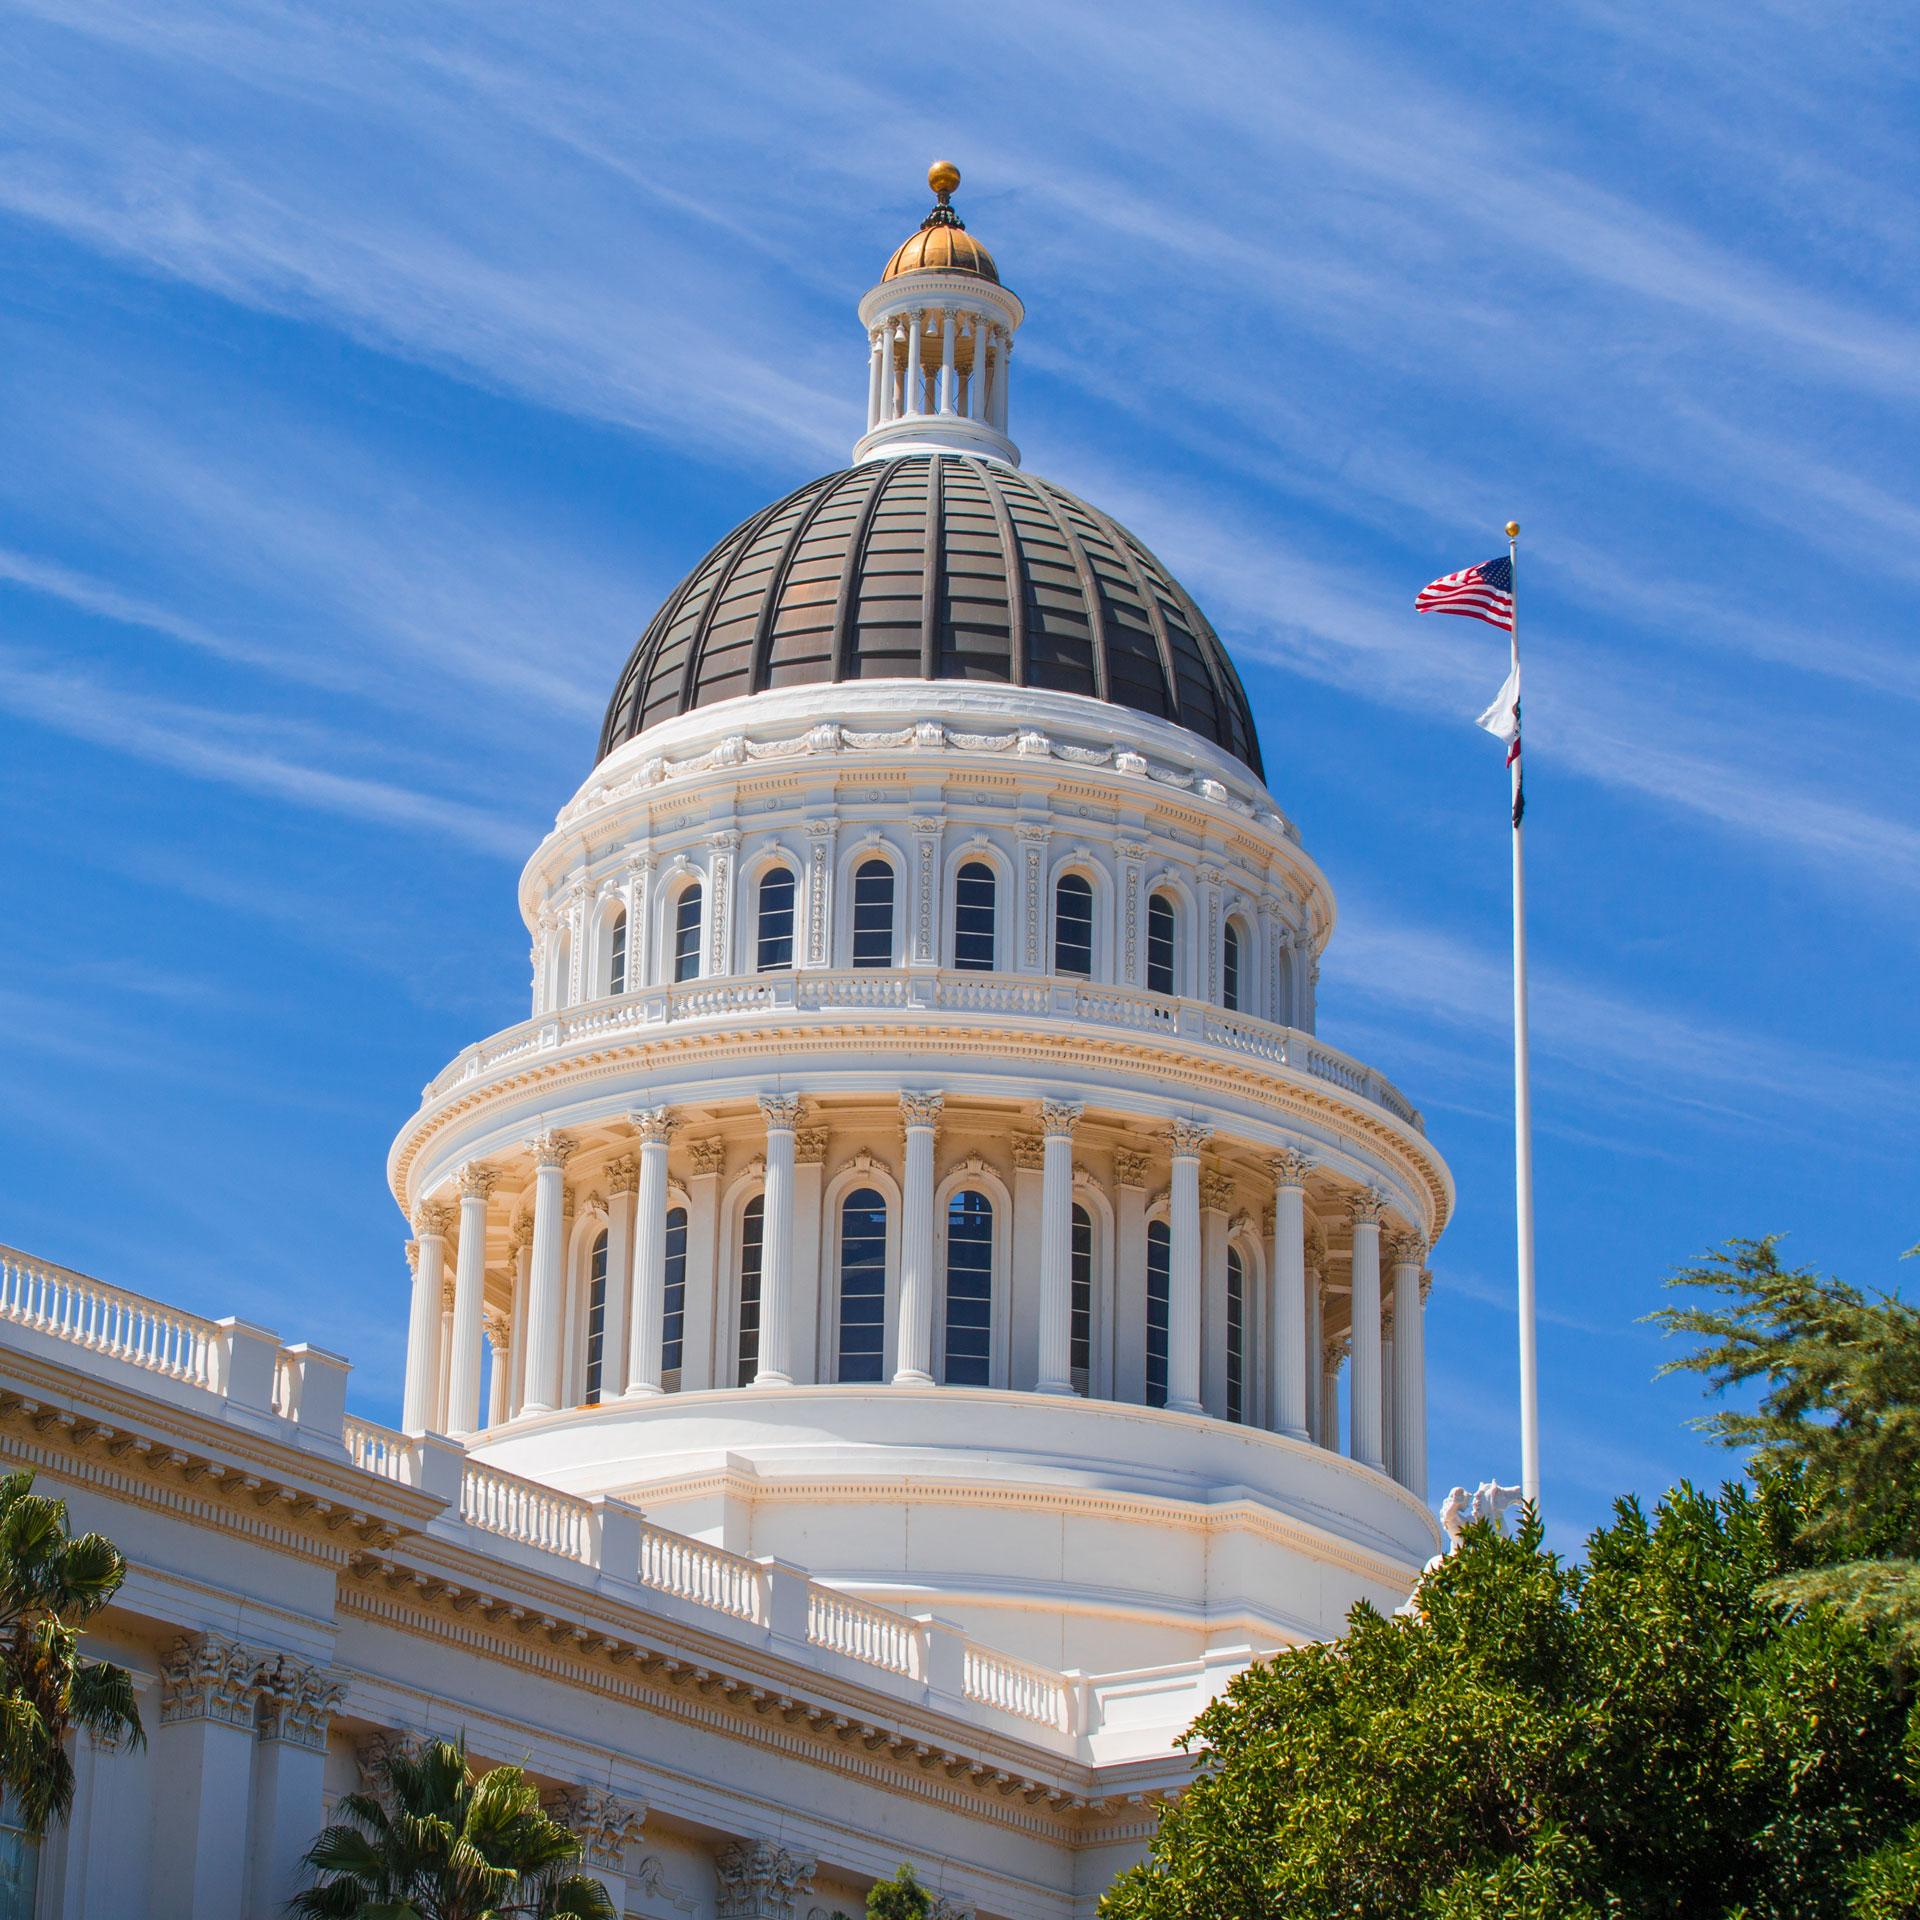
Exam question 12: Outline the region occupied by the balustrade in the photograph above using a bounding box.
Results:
[963,1644,1071,1729]
[807,1586,917,1675]
[635,1522,764,1621]
[0,1246,220,1389]
[460,1459,594,1561]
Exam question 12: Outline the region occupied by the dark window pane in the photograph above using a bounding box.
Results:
[662,1207,688,1376]
[944,1190,994,1385]
[1070,1203,1093,1392]
[838,1187,888,1381]
[585,1231,609,1406]
[1223,921,1242,1012]
[1226,1247,1246,1424]
[852,859,894,968]
[1055,872,1094,978]
[736,1195,764,1386]
[674,884,703,984]
[757,867,796,972]
[1146,1221,1171,1409]
[608,909,628,995]
[1147,893,1177,996]
[953,861,996,971]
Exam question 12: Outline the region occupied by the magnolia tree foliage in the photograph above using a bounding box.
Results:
[1103,1238,1920,1920]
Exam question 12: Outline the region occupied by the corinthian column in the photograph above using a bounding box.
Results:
[625,1108,678,1397]
[1166,1120,1211,1414]
[1034,1101,1084,1395]
[520,1131,573,1415]
[1389,1232,1429,1499]
[1348,1189,1388,1473]
[756,1095,803,1386]
[446,1163,496,1436]
[402,1203,452,1433]
[1268,1150,1312,1441]
[894,1092,943,1385]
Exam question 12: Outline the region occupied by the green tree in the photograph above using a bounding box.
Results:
[1103,1235,1920,1920]
[290,1735,616,1920]
[1652,1233,1920,1649]
[866,1862,932,1919]
[0,1469,144,1832]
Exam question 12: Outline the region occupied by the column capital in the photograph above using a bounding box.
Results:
[483,1308,511,1353]
[1307,1221,1329,1270]
[511,1212,536,1253]
[404,1239,420,1273]
[456,1161,500,1200]
[687,1136,727,1179]
[1038,1099,1084,1139]
[1324,1332,1351,1368]
[1199,1169,1235,1214]
[546,1785,647,1872]
[527,1130,573,1171]
[793,1126,829,1166]
[1421,1267,1436,1304]
[441,1276,457,1313]
[716,1837,816,1919]
[411,1200,455,1239]
[1167,1118,1213,1158]
[899,1090,946,1130]
[159,1631,261,1729]
[1348,1186,1390,1228]
[758,1093,806,1131]
[1010,1132,1045,1171]
[1387,1229,1429,1268]
[254,1651,345,1751]
[1268,1148,1314,1191]
[630,1106,679,1147]
[1114,1147,1150,1189]
[604,1152,639,1194]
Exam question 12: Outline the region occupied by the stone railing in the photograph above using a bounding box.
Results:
[342,1414,410,1481]
[460,1459,594,1562]
[964,1644,1074,1730]
[421,970,1423,1132]
[636,1520,764,1622]
[0,1246,221,1390]
[808,1586,918,1676]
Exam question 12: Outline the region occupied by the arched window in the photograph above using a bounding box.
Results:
[943,1190,993,1386]
[1054,872,1094,978]
[953,861,997,971]
[673,884,703,984]
[1226,1246,1247,1424]
[1222,919,1243,1012]
[851,859,895,968]
[662,1205,689,1382]
[837,1187,888,1381]
[735,1194,764,1387]
[1147,892,1177,995]
[756,867,796,972]
[584,1230,609,1406]
[608,907,628,995]
[1070,1203,1094,1394]
[1145,1219,1171,1409]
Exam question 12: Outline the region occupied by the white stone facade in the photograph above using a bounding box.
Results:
[0,172,1453,1918]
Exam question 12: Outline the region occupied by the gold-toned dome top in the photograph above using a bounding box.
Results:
[881,161,1001,285]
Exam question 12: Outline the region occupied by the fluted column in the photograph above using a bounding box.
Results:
[484,1311,510,1427]
[520,1131,572,1415]
[903,311,923,416]
[894,1092,943,1385]
[507,1216,532,1415]
[1348,1189,1387,1472]
[1390,1232,1429,1499]
[1322,1332,1347,1452]
[433,1276,454,1429]
[756,1095,803,1386]
[1166,1120,1211,1414]
[600,1154,637,1401]
[1034,1101,1084,1395]
[867,327,884,431]
[402,1203,451,1432]
[625,1108,678,1397]
[446,1163,495,1435]
[1268,1151,1311,1440]
[1305,1224,1326,1445]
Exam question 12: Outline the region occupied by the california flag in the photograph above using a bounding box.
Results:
[1477,662,1523,826]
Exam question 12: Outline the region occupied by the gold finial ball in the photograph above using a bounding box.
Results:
[1505,520,1521,538]
[928,160,961,197]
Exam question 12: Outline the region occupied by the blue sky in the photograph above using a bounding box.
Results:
[3,2,1915,1550]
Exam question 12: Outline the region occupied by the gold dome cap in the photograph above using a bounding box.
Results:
[881,162,1000,284]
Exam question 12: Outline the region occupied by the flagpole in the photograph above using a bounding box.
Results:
[1506,519,1541,1512]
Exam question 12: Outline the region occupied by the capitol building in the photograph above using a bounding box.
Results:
[0,166,1451,1919]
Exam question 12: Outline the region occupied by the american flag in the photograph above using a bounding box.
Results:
[1414,554,1514,632]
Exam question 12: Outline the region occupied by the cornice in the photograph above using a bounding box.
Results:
[392,1017,1449,1235]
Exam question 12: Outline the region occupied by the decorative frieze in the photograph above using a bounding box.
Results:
[716,1839,817,1920]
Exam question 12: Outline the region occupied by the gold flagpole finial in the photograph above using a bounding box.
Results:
[1505,521,1520,539]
